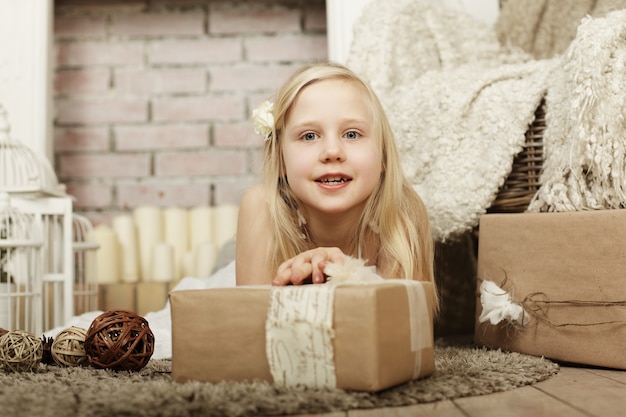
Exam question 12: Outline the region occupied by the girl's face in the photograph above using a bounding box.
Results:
[282,78,382,219]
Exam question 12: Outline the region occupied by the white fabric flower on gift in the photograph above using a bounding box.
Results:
[252,100,275,141]
[479,280,529,326]
[325,255,383,284]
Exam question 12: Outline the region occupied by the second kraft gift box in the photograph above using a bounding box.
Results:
[170,280,436,392]
[475,210,626,370]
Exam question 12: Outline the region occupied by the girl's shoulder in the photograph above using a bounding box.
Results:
[241,183,266,206]
[239,183,271,227]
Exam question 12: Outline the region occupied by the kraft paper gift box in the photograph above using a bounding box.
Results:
[170,281,435,392]
[474,210,626,369]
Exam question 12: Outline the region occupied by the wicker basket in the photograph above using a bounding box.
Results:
[488,99,545,213]
[438,101,546,337]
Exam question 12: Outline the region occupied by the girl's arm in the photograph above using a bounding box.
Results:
[235,183,273,285]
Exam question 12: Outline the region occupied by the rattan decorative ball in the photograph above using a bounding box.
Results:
[84,310,155,371]
[0,330,43,372]
[51,326,88,367]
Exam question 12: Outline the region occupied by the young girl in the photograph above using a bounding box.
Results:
[48,63,435,359]
[236,62,436,299]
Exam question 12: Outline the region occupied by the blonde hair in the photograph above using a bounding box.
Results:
[261,63,435,302]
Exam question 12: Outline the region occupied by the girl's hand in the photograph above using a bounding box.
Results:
[272,247,345,286]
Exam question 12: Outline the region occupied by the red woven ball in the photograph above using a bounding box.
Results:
[84,310,155,371]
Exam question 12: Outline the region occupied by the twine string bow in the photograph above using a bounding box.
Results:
[479,279,626,329]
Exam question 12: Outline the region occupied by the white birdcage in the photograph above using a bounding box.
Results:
[72,214,98,315]
[0,104,74,332]
[0,107,64,197]
[0,192,43,334]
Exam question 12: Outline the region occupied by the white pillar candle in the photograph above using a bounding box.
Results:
[85,250,98,290]
[213,204,239,249]
[189,205,214,251]
[164,207,189,281]
[88,224,120,284]
[151,243,174,283]
[133,206,163,281]
[181,251,195,278]
[112,215,139,283]
[194,241,218,278]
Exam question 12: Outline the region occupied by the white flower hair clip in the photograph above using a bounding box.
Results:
[252,100,275,141]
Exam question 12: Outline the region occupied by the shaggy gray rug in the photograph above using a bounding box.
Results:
[0,344,558,417]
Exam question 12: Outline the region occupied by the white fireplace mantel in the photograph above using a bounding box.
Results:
[0,0,54,162]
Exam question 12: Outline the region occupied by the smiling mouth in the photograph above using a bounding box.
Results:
[316,176,352,184]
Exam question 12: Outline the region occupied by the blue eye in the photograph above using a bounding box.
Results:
[345,131,360,140]
[302,132,317,141]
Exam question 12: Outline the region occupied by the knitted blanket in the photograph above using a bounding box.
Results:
[528,10,626,212]
[384,60,556,241]
[496,0,626,59]
[348,0,554,241]
[347,0,525,96]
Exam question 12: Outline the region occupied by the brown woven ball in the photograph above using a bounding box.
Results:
[84,310,154,371]
[51,326,88,367]
[0,330,43,372]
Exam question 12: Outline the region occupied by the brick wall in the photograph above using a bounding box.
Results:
[53,0,328,226]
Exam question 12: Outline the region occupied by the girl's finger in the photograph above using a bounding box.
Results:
[276,258,293,275]
[310,252,328,283]
[311,259,326,284]
[290,263,313,285]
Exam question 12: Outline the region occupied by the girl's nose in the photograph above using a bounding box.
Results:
[320,136,346,162]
